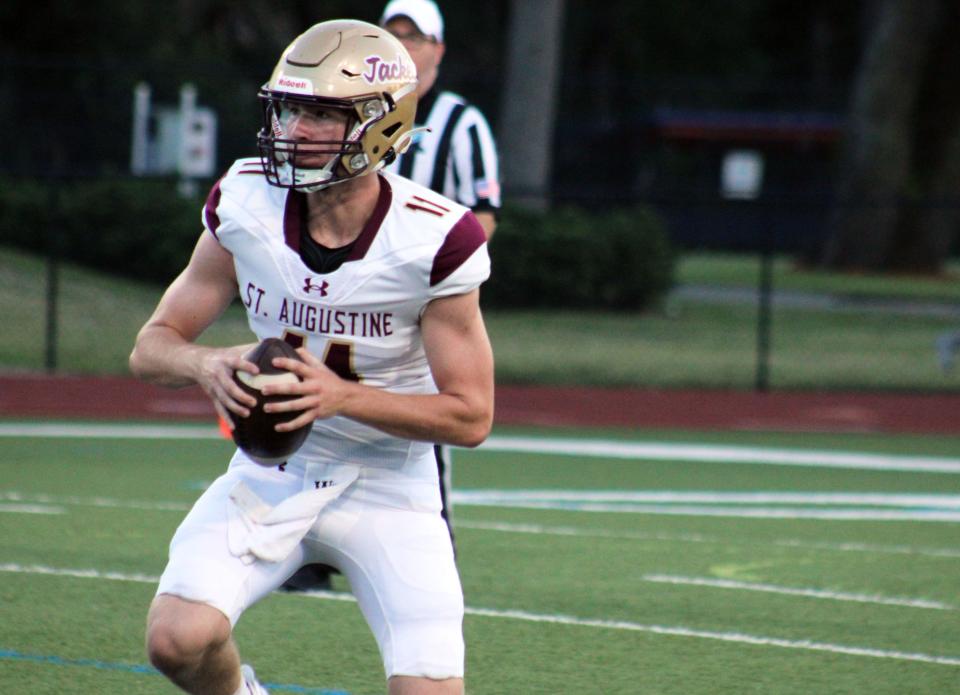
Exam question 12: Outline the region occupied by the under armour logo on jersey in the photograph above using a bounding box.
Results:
[303,277,329,296]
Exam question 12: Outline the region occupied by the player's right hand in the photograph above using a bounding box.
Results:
[196,344,259,427]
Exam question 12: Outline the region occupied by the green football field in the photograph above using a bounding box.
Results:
[1,422,959,694]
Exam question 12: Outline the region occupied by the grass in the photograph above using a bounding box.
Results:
[0,246,254,373]
[0,423,958,694]
[678,251,960,300]
[486,304,960,390]
[3,245,960,390]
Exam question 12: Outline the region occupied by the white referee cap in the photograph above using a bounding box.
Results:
[380,0,444,42]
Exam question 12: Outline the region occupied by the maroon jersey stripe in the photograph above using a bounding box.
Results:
[405,202,444,216]
[412,195,450,212]
[430,211,486,287]
[203,179,223,239]
[283,190,306,252]
[347,175,392,262]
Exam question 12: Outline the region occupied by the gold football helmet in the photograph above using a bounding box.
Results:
[257,19,419,191]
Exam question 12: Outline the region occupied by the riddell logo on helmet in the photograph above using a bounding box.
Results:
[362,55,415,84]
[277,74,314,95]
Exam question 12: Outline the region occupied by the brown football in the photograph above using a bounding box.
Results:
[232,338,311,466]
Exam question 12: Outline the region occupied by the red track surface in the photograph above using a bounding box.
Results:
[2,374,959,434]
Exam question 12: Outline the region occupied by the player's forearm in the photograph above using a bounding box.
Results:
[338,382,493,448]
[129,325,213,388]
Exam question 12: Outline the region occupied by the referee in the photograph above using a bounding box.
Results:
[280,0,500,592]
[381,0,500,553]
[381,0,501,239]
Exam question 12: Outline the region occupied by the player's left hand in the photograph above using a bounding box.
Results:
[261,348,349,430]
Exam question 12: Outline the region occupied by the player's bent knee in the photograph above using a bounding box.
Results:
[145,594,231,673]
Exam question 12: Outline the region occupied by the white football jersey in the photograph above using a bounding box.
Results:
[202,158,490,507]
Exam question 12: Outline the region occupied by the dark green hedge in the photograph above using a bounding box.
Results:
[485,205,676,310]
[1,178,675,309]
[0,177,202,284]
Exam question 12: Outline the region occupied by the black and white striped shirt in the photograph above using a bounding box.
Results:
[386,89,501,214]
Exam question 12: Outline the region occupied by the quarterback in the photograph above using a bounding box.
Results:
[129,19,493,695]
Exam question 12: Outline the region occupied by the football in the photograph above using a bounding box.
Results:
[232,338,311,466]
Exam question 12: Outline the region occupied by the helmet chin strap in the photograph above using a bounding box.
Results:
[291,157,338,192]
[394,126,430,156]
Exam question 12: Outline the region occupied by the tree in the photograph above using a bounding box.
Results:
[822,0,960,273]
[498,0,566,210]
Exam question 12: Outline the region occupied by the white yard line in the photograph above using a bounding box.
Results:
[0,504,64,515]
[14,488,959,512]
[0,563,162,584]
[473,503,960,521]
[0,423,221,440]
[0,491,190,512]
[8,487,960,521]
[454,490,960,507]
[452,489,960,521]
[5,489,960,554]
[642,574,953,610]
[2,562,957,668]
[456,502,960,521]
[3,423,960,473]
[479,436,960,473]
[453,519,960,559]
[456,519,712,544]
[464,606,960,667]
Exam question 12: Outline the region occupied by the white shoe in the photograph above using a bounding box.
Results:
[241,664,270,695]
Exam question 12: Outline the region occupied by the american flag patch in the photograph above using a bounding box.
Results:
[475,178,500,200]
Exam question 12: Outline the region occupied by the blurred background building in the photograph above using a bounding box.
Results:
[0,1,868,254]
[5,0,959,269]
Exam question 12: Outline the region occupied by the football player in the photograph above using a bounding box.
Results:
[282,0,502,596]
[130,19,493,695]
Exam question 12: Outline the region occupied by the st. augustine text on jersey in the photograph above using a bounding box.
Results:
[278,298,394,337]
[241,282,395,338]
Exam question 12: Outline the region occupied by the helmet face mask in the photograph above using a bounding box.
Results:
[259,96,366,189]
[257,20,419,192]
